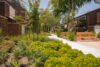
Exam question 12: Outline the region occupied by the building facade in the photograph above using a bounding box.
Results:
[76,8,100,33]
[0,0,26,36]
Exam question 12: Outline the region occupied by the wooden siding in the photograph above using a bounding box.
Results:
[86,10,97,26]
[0,15,8,34]
[0,16,21,36]
[86,9,100,31]
[6,23,21,36]
[76,8,100,31]
[5,2,9,17]
[0,2,9,17]
[0,0,25,36]
[0,2,5,16]
[97,12,100,23]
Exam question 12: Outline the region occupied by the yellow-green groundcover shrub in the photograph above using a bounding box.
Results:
[27,41,100,67]
[44,57,72,67]
[72,54,100,67]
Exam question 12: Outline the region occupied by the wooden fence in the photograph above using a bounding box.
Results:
[6,23,21,36]
[60,32,98,40]
[77,32,97,40]
[61,32,68,36]
[0,15,21,36]
[0,15,8,34]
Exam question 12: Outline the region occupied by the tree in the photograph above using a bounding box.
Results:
[50,0,91,40]
[22,0,40,40]
[7,0,22,6]
[31,0,40,40]
[40,9,60,32]
[50,0,91,16]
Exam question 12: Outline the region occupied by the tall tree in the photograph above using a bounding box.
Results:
[40,9,60,32]
[31,0,40,40]
[50,0,91,16]
[50,0,91,40]
[7,0,22,6]
[21,0,40,40]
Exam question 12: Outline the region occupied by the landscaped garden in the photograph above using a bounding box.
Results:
[0,32,100,67]
[0,0,100,67]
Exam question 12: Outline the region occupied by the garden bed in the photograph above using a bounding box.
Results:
[0,33,100,67]
[0,40,15,51]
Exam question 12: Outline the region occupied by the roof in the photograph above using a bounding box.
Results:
[0,15,7,19]
[75,1,100,18]
[0,0,25,12]
[76,8,100,18]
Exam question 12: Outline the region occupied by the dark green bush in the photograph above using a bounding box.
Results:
[0,50,8,63]
[0,36,4,43]
[13,41,28,59]
[67,32,74,41]
[97,33,100,38]
[56,29,62,37]
[63,28,68,32]
[72,54,100,67]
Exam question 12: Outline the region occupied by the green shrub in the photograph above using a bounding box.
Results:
[13,41,28,59]
[41,41,60,51]
[72,54,100,67]
[61,43,71,49]
[59,47,69,54]
[67,32,74,41]
[56,29,62,37]
[42,49,60,57]
[44,57,72,67]
[97,33,100,38]
[63,28,68,32]
[11,60,21,67]
[14,40,100,67]
[0,28,3,36]
[0,50,8,63]
[0,36,4,43]
[63,49,83,60]
[26,41,73,66]
[0,28,4,43]
[97,58,100,66]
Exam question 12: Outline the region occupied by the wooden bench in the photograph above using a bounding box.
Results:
[77,32,98,40]
[61,32,68,36]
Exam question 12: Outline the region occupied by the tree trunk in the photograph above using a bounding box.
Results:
[29,27,31,39]
[72,0,76,41]
[36,32,38,41]
[33,32,34,41]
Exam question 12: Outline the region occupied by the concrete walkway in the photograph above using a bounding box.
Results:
[48,34,100,57]
[77,41,100,49]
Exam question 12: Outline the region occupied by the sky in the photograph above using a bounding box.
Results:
[39,0,100,17]
[39,0,50,9]
[75,0,100,17]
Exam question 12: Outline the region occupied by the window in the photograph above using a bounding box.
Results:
[79,15,86,20]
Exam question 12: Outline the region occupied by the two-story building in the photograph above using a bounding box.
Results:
[76,8,100,34]
[0,0,26,36]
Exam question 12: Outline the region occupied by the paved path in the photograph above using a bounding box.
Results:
[77,41,100,49]
[48,34,100,57]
